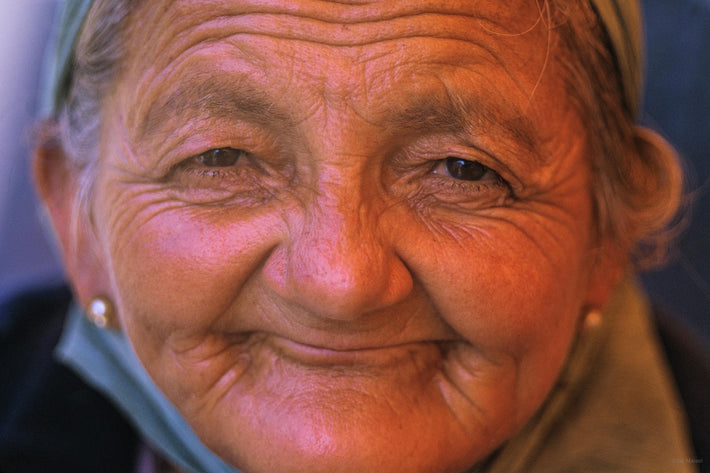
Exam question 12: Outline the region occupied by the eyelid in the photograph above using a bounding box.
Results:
[401,138,510,179]
[191,147,247,167]
[431,157,500,182]
[433,143,523,193]
[178,147,260,179]
[390,137,519,206]
[145,116,279,171]
[429,158,510,192]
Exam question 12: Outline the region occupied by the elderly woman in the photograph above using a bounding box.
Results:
[0,0,700,472]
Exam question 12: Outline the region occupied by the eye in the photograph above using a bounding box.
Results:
[433,157,497,181]
[194,148,245,167]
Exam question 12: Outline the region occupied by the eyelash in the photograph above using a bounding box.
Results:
[165,148,267,205]
[417,151,512,201]
[182,166,240,179]
[435,174,507,193]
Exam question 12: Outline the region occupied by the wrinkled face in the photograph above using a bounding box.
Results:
[81,1,613,471]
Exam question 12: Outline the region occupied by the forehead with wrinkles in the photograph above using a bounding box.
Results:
[120,0,550,94]
[126,0,544,44]
[111,0,564,172]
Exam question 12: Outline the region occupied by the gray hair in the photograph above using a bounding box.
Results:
[53,0,133,237]
[53,0,684,268]
[58,0,132,166]
[549,1,684,266]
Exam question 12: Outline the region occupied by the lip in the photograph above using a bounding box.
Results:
[265,334,445,368]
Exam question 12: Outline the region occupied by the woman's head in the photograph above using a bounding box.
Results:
[35,1,683,472]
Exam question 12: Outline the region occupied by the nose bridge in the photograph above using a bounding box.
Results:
[305,173,377,285]
[267,163,412,321]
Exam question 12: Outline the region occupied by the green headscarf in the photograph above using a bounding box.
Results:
[40,0,93,115]
[42,0,644,117]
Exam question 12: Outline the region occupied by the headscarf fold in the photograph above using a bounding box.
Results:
[40,0,93,115]
[56,304,241,473]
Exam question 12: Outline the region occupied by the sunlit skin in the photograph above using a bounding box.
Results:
[45,1,622,472]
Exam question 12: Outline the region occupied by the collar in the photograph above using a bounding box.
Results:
[55,303,241,473]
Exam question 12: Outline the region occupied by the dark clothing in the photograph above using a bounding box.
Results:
[655,310,710,471]
[0,285,140,473]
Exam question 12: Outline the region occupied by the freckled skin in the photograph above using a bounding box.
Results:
[51,1,622,472]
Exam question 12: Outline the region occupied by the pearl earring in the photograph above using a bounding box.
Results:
[582,308,603,331]
[87,295,115,329]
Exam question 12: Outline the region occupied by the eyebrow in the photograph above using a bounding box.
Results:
[386,94,543,164]
[136,77,290,141]
[389,98,471,135]
[136,76,542,165]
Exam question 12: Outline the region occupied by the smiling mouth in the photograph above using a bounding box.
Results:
[264,334,447,368]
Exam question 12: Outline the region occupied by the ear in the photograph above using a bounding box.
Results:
[583,125,684,311]
[583,237,627,312]
[33,126,111,309]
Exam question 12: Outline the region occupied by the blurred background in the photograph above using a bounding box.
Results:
[0,0,708,348]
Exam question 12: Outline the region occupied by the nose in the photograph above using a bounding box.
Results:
[263,175,413,322]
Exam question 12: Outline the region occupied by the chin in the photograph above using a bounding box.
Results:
[211,420,486,473]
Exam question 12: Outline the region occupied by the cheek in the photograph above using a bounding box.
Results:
[411,209,593,392]
[106,205,278,340]
[445,247,581,345]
